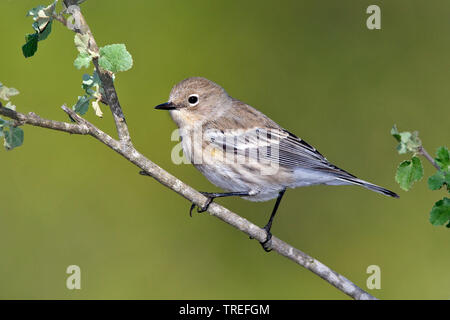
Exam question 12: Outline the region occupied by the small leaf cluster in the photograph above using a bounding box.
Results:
[22,0,58,58]
[0,83,24,151]
[73,41,132,117]
[72,71,104,117]
[428,147,450,227]
[20,1,133,119]
[392,125,450,228]
[0,83,19,102]
[73,33,96,69]
[391,125,422,155]
[392,125,424,191]
[428,147,450,192]
[72,31,133,118]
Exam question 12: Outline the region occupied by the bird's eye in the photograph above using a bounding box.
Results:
[188,94,199,106]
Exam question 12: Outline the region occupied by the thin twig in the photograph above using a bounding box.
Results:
[0,103,89,135]
[418,146,441,171]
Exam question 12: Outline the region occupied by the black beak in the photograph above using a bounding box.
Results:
[154,102,176,110]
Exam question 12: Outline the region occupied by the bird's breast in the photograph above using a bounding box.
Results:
[169,109,205,129]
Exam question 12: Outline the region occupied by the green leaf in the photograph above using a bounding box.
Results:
[26,5,45,18]
[0,117,7,127]
[3,126,24,150]
[74,52,92,69]
[38,19,53,41]
[79,72,103,117]
[22,33,39,58]
[27,1,57,32]
[0,83,20,101]
[391,125,422,154]
[73,33,95,69]
[82,73,93,85]
[0,118,8,139]
[72,95,90,115]
[0,117,7,138]
[429,197,450,227]
[428,171,448,191]
[23,1,57,57]
[74,33,91,54]
[390,125,401,142]
[435,146,450,172]
[82,72,100,93]
[395,156,424,191]
[98,44,133,73]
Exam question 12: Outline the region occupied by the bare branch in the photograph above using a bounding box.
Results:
[418,146,441,171]
[61,105,122,153]
[0,103,89,135]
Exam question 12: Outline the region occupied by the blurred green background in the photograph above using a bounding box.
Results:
[0,0,449,299]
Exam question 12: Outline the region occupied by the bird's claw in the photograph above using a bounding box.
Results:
[189,203,196,217]
[260,229,273,252]
[189,194,214,217]
[249,225,273,252]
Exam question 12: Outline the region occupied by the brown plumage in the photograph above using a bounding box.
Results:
[155,77,398,250]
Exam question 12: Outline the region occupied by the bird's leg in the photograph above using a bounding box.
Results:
[190,191,251,217]
[258,188,286,252]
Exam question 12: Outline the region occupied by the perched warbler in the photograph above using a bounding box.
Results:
[155,77,398,250]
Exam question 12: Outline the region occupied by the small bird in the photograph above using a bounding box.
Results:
[155,77,398,251]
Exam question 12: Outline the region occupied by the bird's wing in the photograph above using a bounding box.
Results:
[203,126,356,178]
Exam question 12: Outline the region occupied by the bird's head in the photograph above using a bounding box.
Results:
[155,77,231,128]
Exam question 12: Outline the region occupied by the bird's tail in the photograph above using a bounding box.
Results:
[338,177,399,198]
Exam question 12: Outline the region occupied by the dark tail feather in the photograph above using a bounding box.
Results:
[339,177,399,198]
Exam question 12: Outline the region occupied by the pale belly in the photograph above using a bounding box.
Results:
[186,137,294,201]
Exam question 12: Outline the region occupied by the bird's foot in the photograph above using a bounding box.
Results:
[259,225,273,252]
[249,225,273,252]
[141,170,212,217]
[189,192,214,217]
